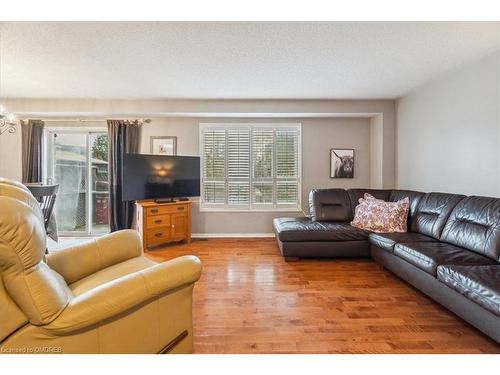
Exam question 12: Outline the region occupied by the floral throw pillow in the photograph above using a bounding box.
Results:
[350,193,410,233]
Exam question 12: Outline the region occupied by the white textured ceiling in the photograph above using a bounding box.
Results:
[0,22,498,99]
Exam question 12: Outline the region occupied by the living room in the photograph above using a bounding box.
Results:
[0,1,499,371]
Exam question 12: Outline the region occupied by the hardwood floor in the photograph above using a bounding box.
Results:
[146,238,500,354]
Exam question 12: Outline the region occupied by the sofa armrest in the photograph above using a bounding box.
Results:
[43,255,202,335]
[46,230,143,284]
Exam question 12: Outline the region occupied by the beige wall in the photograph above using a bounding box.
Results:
[0,98,395,234]
[369,114,383,189]
[141,117,371,233]
[2,98,396,186]
[396,51,500,196]
[0,127,22,181]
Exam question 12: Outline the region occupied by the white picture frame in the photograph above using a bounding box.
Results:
[150,136,177,156]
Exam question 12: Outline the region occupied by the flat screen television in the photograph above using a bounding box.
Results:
[122,153,200,202]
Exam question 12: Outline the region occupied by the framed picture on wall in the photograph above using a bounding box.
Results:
[330,148,354,178]
[150,136,177,155]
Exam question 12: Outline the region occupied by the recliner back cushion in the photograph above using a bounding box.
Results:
[389,190,424,228]
[347,189,391,215]
[440,196,500,262]
[0,184,44,226]
[0,278,28,342]
[0,197,72,326]
[411,192,465,239]
[309,189,352,221]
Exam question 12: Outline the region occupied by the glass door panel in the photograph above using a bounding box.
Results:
[47,130,109,235]
[90,133,110,233]
[51,132,88,233]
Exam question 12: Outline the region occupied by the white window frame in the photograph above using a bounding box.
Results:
[199,123,302,212]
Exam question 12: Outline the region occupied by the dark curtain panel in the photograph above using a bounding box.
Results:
[108,120,142,231]
[22,119,45,183]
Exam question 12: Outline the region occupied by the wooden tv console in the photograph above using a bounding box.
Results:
[135,200,192,251]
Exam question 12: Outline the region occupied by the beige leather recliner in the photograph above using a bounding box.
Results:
[0,178,202,354]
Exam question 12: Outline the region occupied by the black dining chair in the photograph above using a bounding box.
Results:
[26,184,59,233]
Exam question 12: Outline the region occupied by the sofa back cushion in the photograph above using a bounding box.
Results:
[309,189,352,221]
[440,196,500,262]
[411,192,465,239]
[389,189,424,228]
[347,189,391,215]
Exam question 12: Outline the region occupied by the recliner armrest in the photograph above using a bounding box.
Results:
[46,230,143,284]
[42,255,202,335]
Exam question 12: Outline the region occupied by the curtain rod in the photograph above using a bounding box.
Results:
[19,118,152,123]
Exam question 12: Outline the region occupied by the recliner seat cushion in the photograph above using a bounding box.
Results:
[437,265,500,317]
[273,217,369,242]
[410,192,465,239]
[309,189,352,222]
[369,232,436,252]
[440,196,500,262]
[394,242,495,276]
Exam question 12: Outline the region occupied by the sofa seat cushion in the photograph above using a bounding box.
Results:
[69,256,158,296]
[273,217,369,242]
[393,242,495,276]
[369,232,436,252]
[437,265,500,317]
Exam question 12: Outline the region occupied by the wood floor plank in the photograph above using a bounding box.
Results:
[146,238,500,354]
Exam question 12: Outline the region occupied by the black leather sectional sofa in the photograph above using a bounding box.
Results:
[273,188,500,344]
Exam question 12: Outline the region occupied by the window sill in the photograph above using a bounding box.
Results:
[199,207,303,213]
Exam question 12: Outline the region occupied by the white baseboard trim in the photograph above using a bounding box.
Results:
[192,233,275,238]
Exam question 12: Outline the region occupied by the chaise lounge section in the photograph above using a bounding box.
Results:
[273,188,500,344]
[273,188,425,260]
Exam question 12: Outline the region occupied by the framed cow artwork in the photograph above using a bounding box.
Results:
[330,148,354,178]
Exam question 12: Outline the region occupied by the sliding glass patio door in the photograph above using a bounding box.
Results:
[45,130,110,235]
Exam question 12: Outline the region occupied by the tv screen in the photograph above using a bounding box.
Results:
[122,153,200,201]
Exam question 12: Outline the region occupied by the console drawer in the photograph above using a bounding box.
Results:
[146,214,171,228]
[146,228,171,244]
[146,204,188,216]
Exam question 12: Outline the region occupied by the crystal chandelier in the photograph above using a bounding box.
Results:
[0,105,17,135]
[0,28,17,136]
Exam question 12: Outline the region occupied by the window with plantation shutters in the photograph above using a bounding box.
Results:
[202,130,226,204]
[200,124,301,211]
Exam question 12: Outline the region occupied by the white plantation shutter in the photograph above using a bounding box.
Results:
[228,182,250,204]
[276,130,298,178]
[227,129,250,205]
[203,181,225,204]
[252,129,274,205]
[203,129,226,178]
[201,124,301,210]
[202,129,226,204]
[274,129,299,205]
[252,130,273,178]
[252,182,273,204]
[276,181,298,204]
[227,129,250,178]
